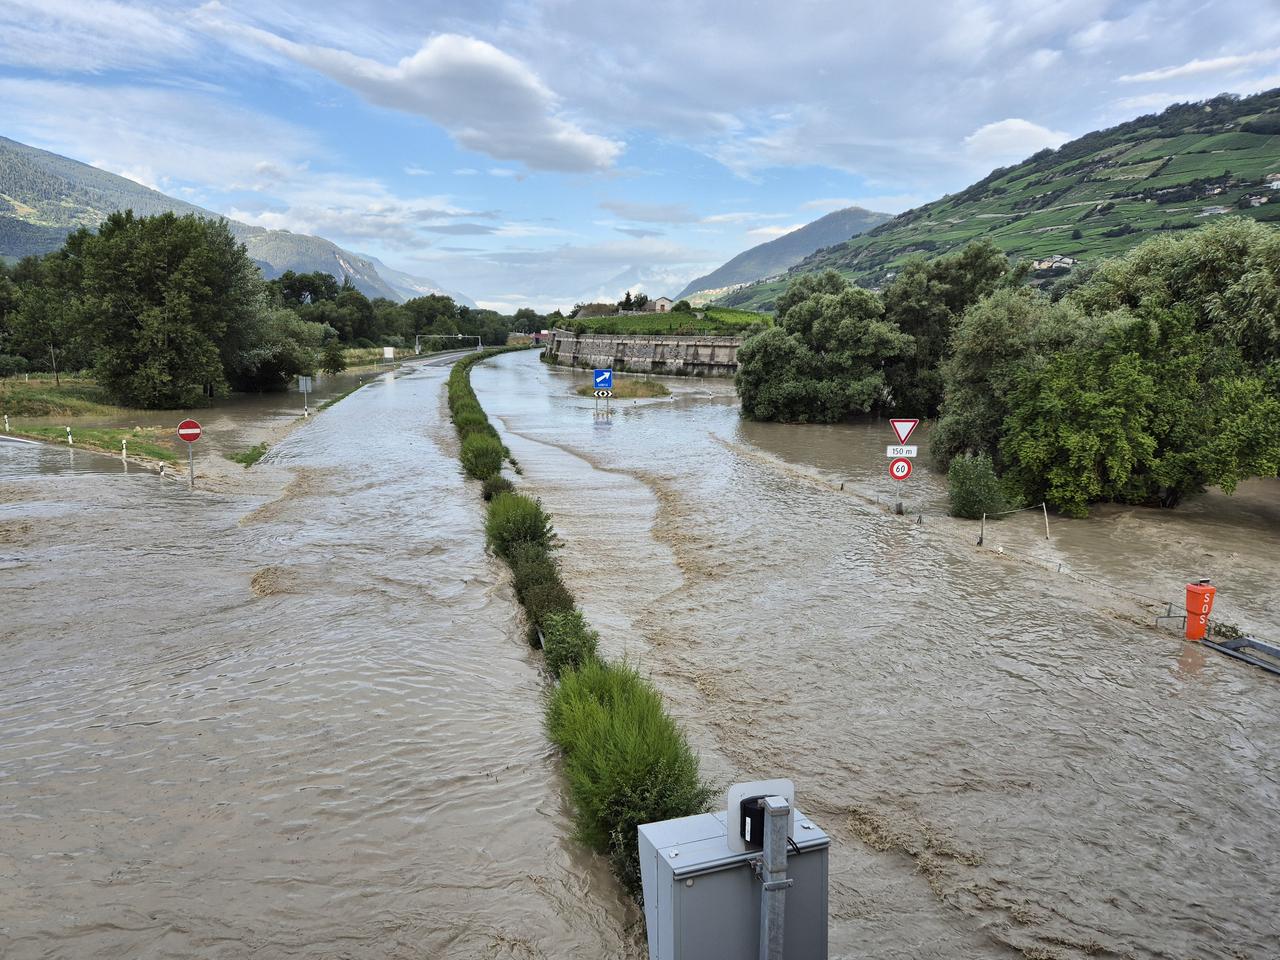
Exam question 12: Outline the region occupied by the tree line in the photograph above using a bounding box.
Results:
[735,218,1280,516]
[0,210,540,408]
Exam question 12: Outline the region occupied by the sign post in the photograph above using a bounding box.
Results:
[177,418,201,490]
[887,418,919,513]
[298,375,313,417]
[593,368,613,416]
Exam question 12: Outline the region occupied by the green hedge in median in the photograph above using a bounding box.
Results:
[445,345,712,901]
[546,659,715,894]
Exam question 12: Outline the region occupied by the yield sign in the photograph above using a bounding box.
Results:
[890,418,919,444]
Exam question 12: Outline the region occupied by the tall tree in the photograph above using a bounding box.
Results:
[81,211,263,407]
[736,270,913,422]
[882,239,1011,415]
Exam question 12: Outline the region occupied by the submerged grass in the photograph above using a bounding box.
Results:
[445,345,712,900]
[229,442,269,468]
[575,378,670,399]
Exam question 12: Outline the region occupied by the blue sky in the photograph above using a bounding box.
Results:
[1,1,1278,311]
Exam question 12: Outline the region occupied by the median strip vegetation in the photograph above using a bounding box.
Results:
[446,346,713,897]
[574,378,670,399]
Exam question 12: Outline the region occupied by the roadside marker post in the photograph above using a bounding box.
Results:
[177,418,202,490]
[298,375,313,417]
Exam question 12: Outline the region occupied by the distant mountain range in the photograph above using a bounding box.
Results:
[676,206,889,301]
[0,135,473,306]
[720,88,1280,311]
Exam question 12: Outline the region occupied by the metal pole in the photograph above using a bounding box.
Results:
[188,444,194,491]
[759,795,790,960]
[1042,502,1050,540]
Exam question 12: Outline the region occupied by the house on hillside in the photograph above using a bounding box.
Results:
[644,296,675,313]
[1031,254,1078,271]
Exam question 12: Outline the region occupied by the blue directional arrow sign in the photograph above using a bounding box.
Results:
[594,368,613,389]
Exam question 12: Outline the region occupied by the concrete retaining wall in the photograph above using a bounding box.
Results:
[542,328,742,377]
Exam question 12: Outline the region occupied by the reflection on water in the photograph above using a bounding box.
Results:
[0,362,637,959]
[473,352,1280,960]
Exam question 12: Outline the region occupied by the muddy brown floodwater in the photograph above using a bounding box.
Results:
[472,352,1280,960]
[0,357,638,959]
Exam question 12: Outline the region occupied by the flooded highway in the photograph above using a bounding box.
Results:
[472,352,1280,960]
[3,348,1277,960]
[0,359,637,959]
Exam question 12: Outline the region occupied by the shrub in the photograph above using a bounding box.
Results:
[481,475,514,501]
[485,492,554,558]
[546,659,714,894]
[522,579,577,643]
[541,609,600,678]
[948,453,1007,519]
[506,540,560,600]
[460,432,505,480]
[0,355,29,378]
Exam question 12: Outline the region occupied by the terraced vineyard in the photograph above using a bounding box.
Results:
[722,90,1280,310]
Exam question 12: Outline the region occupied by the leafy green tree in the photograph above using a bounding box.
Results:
[321,338,347,375]
[271,270,340,306]
[7,248,93,384]
[1071,217,1279,369]
[1002,306,1280,515]
[672,299,693,313]
[226,308,329,391]
[882,240,1010,415]
[736,271,913,422]
[80,211,262,406]
[512,306,542,333]
[930,288,1084,469]
[402,294,459,337]
[620,290,634,311]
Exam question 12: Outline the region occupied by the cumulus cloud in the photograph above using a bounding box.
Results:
[1120,47,1280,83]
[197,12,622,173]
[963,118,1071,166]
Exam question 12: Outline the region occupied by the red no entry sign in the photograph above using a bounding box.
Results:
[177,419,202,443]
[889,457,912,481]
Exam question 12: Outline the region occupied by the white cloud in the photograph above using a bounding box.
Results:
[746,223,804,240]
[403,165,432,176]
[802,197,858,211]
[0,0,195,72]
[196,12,623,173]
[599,200,700,223]
[1120,47,1280,83]
[963,118,1070,166]
[0,77,319,193]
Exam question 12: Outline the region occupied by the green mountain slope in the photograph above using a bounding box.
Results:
[0,135,467,304]
[720,90,1280,311]
[676,205,889,300]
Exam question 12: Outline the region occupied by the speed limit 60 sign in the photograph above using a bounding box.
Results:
[889,457,912,481]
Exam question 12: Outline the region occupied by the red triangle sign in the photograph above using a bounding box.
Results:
[890,418,919,444]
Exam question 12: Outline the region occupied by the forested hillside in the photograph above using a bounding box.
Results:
[722,90,1280,310]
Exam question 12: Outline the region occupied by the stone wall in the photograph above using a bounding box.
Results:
[542,328,742,377]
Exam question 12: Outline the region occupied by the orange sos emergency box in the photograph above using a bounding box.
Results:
[1185,581,1217,641]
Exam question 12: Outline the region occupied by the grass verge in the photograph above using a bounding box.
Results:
[575,378,670,399]
[446,345,712,899]
[13,425,179,462]
[229,442,269,468]
[0,378,124,417]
